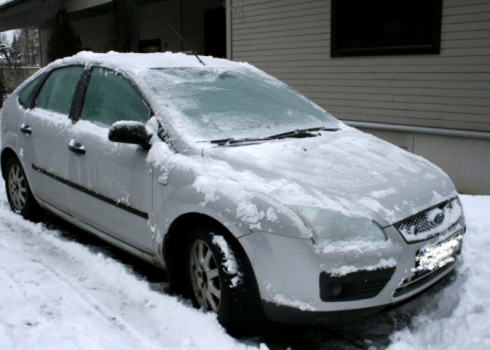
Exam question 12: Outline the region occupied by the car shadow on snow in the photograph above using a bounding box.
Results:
[40,211,458,350]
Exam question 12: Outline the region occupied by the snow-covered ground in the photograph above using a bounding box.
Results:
[386,195,490,350]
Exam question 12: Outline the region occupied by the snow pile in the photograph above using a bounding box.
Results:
[271,294,317,312]
[386,195,490,350]
[212,235,242,287]
[328,257,397,277]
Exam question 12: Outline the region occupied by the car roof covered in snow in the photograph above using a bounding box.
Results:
[16,51,254,94]
[47,51,249,71]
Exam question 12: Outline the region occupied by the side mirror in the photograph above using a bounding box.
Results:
[108,121,151,149]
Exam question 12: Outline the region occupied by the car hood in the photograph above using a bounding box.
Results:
[203,127,458,227]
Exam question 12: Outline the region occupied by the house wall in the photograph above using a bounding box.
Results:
[138,0,224,54]
[66,0,223,55]
[230,0,490,194]
[182,0,224,54]
[71,15,109,53]
[138,0,182,52]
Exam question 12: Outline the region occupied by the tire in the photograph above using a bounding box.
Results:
[186,226,265,337]
[5,156,41,221]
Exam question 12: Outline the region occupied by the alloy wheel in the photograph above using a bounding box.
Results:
[189,239,222,312]
[8,164,27,211]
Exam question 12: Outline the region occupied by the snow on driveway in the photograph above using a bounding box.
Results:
[0,179,263,350]
[387,195,490,350]
[0,168,489,350]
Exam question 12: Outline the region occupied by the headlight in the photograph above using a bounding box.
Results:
[292,206,387,242]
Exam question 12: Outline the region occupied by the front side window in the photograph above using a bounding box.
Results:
[331,0,442,57]
[81,68,150,127]
[36,67,83,114]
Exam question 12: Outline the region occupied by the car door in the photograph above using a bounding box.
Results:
[20,66,84,213]
[65,67,154,253]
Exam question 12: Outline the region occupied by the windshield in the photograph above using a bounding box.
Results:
[144,68,340,141]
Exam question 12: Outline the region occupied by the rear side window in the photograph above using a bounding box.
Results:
[18,78,38,107]
[36,67,83,115]
[81,68,150,127]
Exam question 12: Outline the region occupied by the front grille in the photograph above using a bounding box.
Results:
[394,198,462,243]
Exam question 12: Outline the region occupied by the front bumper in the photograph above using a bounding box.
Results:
[238,218,465,325]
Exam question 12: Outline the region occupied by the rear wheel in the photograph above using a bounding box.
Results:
[186,227,265,336]
[5,156,40,220]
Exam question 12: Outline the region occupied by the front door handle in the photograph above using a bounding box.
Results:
[68,140,86,155]
[20,124,32,135]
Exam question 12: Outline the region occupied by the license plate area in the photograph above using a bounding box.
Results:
[412,230,463,275]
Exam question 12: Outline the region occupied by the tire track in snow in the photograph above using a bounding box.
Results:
[35,259,163,350]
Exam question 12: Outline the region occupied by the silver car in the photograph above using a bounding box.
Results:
[1,52,465,335]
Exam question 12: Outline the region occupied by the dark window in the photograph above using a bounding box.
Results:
[331,0,442,57]
[81,68,150,127]
[36,67,83,115]
[204,7,226,58]
[18,78,38,107]
[140,39,161,53]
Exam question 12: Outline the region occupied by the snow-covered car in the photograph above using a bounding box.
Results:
[0,52,465,334]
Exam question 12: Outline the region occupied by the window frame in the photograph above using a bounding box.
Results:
[330,0,443,58]
[72,66,154,125]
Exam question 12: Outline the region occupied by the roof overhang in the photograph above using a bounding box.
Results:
[0,0,61,31]
[0,0,167,32]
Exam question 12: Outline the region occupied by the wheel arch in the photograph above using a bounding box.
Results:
[1,147,18,179]
[163,212,254,295]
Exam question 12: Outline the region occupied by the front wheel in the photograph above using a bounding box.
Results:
[186,227,265,336]
[5,156,41,220]
[189,238,223,312]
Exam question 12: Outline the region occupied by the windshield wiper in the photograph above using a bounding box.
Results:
[208,126,340,146]
[266,127,340,140]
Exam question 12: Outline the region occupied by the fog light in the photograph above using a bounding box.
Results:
[331,283,343,297]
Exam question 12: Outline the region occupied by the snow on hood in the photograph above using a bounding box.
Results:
[207,127,457,226]
[149,125,457,229]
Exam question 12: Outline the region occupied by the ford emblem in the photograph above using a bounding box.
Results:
[433,213,445,225]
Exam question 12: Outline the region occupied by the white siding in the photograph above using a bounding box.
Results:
[231,0,490,132]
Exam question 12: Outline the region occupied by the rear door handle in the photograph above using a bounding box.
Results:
[68,140,86,155]
[20,124,32,135]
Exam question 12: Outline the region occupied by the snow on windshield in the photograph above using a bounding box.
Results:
[143,67,339,141]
